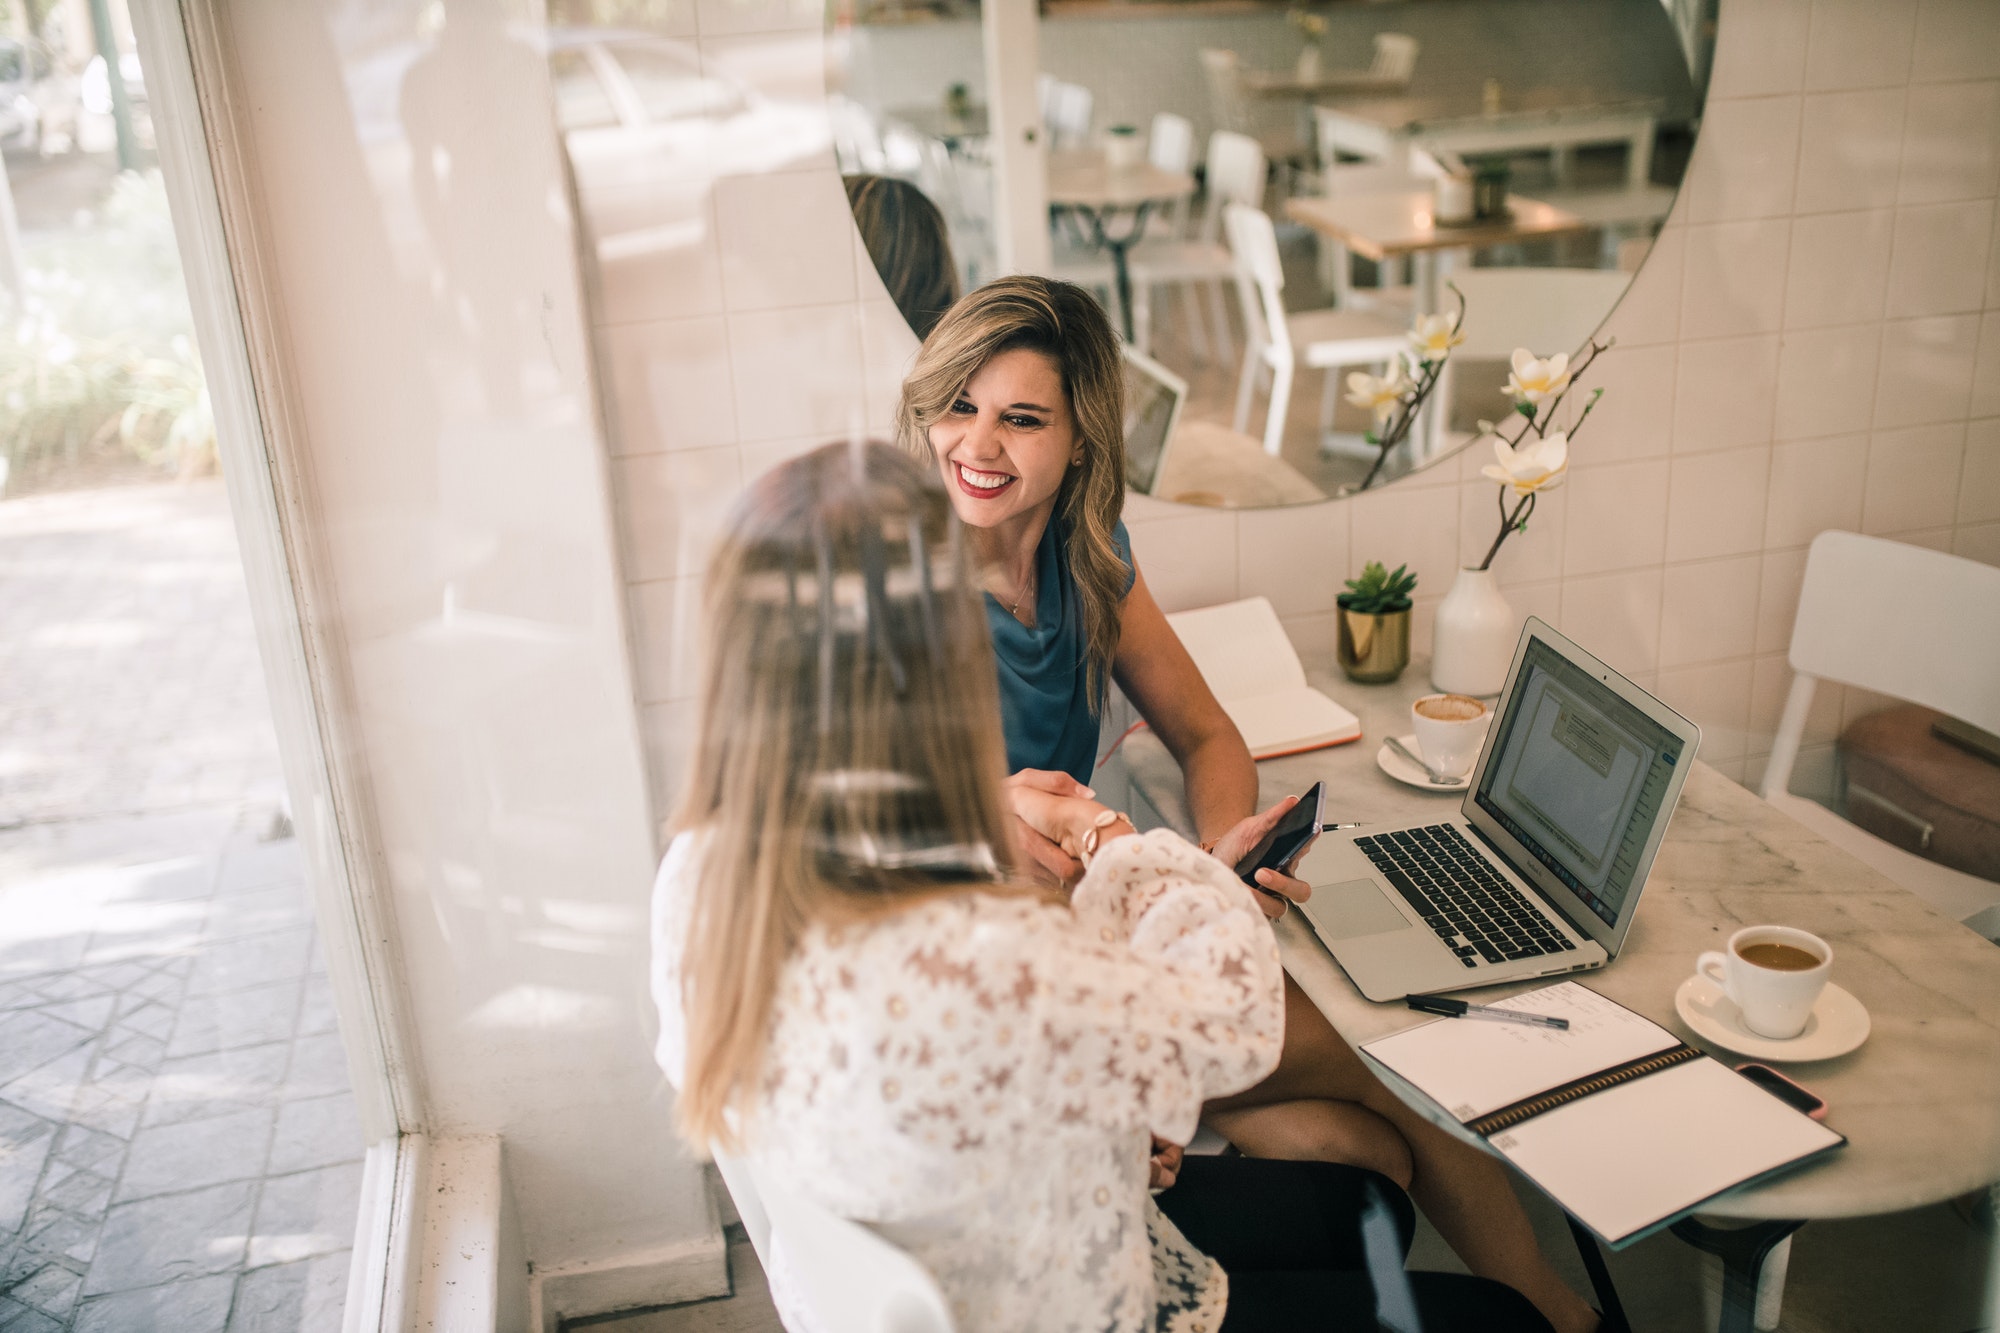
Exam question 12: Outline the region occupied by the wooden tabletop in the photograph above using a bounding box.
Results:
[1320,91,1667,133]
[885,105,989,142]
[1242,68,1409,99]
[1285,190,1593,261]
[1047,149,1196,210]
[1115,656,2000,1222]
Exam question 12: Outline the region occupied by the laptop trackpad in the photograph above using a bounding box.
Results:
[1316,879,1415,939]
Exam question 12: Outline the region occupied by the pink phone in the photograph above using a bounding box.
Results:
[1735,1063,1827,1119]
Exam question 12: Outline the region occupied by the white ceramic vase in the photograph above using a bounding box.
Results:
[1431,567,1516,697]
[1296,43,1322,81]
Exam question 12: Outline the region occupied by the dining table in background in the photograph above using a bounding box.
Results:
[1242,66,1411,157]
[1316,90,1665,191]
[1283,189,1592,460]
[1045,147,1197,342]
[1110,656,2000,1333]
[883,104,990,153]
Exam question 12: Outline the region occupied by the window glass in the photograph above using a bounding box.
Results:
[549,47,620,131]
[611,43,743,122]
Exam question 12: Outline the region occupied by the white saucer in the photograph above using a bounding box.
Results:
[1673,973,1870,1061]
[1376,735,1470,792]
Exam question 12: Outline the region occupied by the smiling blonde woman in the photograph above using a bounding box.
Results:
[896,279,1601,1333]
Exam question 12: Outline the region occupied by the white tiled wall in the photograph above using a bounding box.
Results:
[598,0,2000,816]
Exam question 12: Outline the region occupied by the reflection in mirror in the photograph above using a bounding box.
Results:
[830,0,1712,508]
[845,174,961,340]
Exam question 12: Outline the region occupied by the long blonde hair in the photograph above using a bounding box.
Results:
[670,441,1022,1150]
[896,276,1128,709]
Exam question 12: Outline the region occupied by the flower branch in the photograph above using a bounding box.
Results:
[1345,282,1467,493]
[1472,335,1613,572]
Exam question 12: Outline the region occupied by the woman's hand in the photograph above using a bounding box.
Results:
[1207,797,1316,920]
[1148,1137,1184,1191]
[1008,769,1134,868]
[1005,770,1092,885]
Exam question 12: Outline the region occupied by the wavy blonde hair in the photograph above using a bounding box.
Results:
[896,276,1128,709]
[670,441,1024,1151]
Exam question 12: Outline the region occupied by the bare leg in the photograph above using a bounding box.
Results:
[1204,976,1599,1333]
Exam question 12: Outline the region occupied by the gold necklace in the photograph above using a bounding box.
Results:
[1007,570,1037,619]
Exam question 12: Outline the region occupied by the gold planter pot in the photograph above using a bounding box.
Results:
[1336,605,1411,683]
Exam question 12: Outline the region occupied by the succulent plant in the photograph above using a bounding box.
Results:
[1338,561,1418,616]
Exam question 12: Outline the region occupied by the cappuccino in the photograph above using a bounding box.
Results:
[1415,693,1486,722]
[1409,694,1493,780]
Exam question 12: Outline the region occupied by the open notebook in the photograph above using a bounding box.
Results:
[1165,598,1361,759]
[1363,982,1846,1246]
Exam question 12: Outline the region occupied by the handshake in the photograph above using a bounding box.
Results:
[1002,769,1315,920]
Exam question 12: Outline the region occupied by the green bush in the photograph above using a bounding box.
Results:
[0,169,213,486]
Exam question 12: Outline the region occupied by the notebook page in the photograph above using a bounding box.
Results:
[1491,1057,1844,1245]
[1165,598,1306,701]
[1223,689,1360,757]
[1363,982,1679,1122]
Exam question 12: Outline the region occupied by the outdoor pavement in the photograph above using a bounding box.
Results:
[0,481,362,1332]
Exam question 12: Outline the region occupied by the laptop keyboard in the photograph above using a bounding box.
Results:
[1354,825,1578,969]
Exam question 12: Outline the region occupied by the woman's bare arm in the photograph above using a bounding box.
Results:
[1112,566,1254,841]
[1112,565,1314,915]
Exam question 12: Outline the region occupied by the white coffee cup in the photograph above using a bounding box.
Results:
[1410,693,1491,780]
[1696,926,1832,1040]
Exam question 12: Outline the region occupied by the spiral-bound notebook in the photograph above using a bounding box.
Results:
[1363,982,1846,1246]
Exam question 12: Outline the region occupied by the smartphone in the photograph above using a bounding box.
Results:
[1234,783,1326,887]
[1735,1063,1827,1119]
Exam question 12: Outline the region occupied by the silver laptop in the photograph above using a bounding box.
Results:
[1295,618,1701,1002]
[1120,344,1186,495]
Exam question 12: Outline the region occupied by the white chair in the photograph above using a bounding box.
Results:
[1369,32,1419,84]
[1224,202,1407,457]
[1198,48,1309,185]
[711,1145,957,1333]
[1124,129,1265,361]
[1761,531,2000,936]
[1041,78,1094,151]
[1146,110,1197,237]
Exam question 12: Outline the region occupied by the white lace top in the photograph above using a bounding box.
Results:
[651,827,1285,1333]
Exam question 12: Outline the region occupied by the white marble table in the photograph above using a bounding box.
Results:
[1114,655,2000,1329]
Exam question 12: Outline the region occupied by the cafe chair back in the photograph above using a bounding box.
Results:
[1224,202,1407,456]
[1124,130,1263,361]
[1761,530,2000,934]
[709,1145,957,1332]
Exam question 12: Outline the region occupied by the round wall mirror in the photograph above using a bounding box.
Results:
[829,0,1710,508]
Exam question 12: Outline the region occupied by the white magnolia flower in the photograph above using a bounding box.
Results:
[1344,365,1411,421]
[1481,431,1569,496]
[1408,313,1464,363]
[1505,348,1571,404]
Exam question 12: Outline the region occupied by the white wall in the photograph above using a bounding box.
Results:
[204,0,719,1307]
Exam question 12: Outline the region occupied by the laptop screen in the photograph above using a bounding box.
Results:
[1473,635,1688,929]
[1121,346,1185,494]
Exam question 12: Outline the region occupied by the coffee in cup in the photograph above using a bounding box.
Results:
[1410,693,1491,780]
[1696,926,1831,1039]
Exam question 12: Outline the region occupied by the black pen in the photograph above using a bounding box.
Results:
[1406,995,1570,1030]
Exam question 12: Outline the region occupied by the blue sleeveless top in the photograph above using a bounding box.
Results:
[986,519,1134,784]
